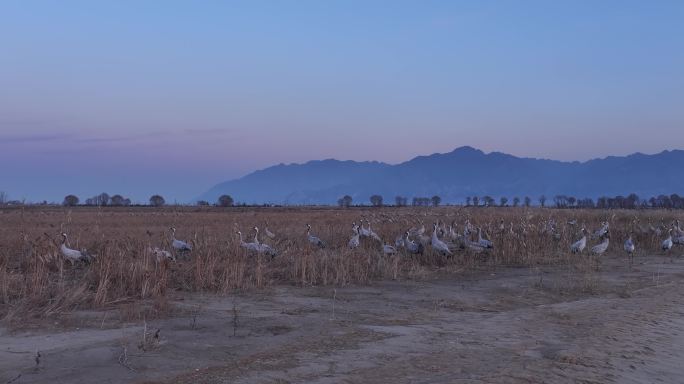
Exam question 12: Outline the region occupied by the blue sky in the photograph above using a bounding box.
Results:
[1,1,683,202]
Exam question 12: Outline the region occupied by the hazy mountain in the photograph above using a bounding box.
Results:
[197,146,684,205]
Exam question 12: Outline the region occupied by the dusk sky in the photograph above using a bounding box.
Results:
[1,1,683,203]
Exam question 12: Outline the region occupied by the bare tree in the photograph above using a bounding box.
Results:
[524,196,531,207]
[539,195,547,207]
[512,197,520,207]
[394,196,407,207]
[63,195,79,206]
[338,195,352,208]
[431,195,441,207]
[110,194,126,206]
[472,196,480,207]
[499,197,508,207]
[217,195,234,207]
[95,192,110,206]
[466,196,472,206]
[412,197,430,206]
[0,191,7,205]
[370,195,383,207]
[149,195,166,207]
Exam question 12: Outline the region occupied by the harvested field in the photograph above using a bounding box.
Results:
[1,207,683,383]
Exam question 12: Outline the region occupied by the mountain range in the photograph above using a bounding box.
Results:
[197,146,683,205]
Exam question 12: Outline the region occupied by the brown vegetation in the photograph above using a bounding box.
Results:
[0,206,681,323]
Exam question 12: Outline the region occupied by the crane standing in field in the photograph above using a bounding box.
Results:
[672,220,684,246]
[662,229,674,262]
[150,247,175,263]
[170,227,193,252]
[591,231,610,256]
[382,243,397,255]
[570,228,587,254]
[593,221,609,239]
[431,223,452,256]
[264,225,276,239]
[366,221,382,243]
[59,233,94,265]
[404,231,424,255]
[253,226,277,257]
[624,235,635,267]
[236,230,260,252]
[477,227,493,249]
[306,224,326,248]
[348,223,360,249]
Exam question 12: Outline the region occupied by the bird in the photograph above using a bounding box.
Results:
[650,220,662,236]
[264,226,276,239]
[662,229,673,252]
[306,224,326,248]
[382,243,397,256]
[673,235,684,246]
[170,227,193,252]
[591,232,610,255]
[358,219,371,238]
[409,222,425,237]
[431,223,452,256]
[394,234,405,248]
[253,226,277,257]
[366,221,383,243]
[150,247,175,263]
[465,240,486,253]
[672,221,684,245]
[593,221,609,239]
[252,226,261,244]
[404,232,424,254]
[570,228,587,254]
[59,233,92,265]
[447,223,461,242]
[623,234,635,267]
[623,235,635,255]
[236,230,260,252]
[477,227,493,249]
[348,223,360,249]
[673,220,683,236]
[256,242,277,257]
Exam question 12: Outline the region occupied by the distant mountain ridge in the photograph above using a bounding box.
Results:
[197,146,684,205]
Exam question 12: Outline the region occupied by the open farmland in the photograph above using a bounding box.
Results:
[1,206,684,383]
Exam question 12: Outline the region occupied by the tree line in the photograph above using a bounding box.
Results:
[0,190,682,209]
[335,193,684,209]
[59,193,236,208]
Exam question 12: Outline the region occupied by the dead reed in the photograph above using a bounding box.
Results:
[0,206,680,321]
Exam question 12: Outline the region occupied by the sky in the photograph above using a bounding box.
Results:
[1,0,683,203]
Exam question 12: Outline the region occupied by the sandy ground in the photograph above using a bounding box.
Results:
[2,252,684,384]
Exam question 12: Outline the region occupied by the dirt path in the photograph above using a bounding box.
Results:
[2,254,684,383]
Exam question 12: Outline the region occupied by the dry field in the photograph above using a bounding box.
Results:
[1,206,684,383]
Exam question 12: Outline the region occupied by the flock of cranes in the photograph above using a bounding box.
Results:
[567,219,684,259]
[58,216,684,266]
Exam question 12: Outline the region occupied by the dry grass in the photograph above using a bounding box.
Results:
[0,206,680,322]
